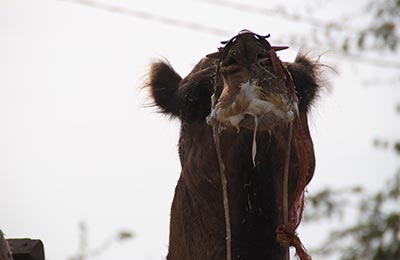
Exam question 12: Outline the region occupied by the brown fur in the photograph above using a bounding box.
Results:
[145,35,322,260]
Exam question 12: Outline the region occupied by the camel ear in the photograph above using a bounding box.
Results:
[286,54,322,112]
[146,61,182,116]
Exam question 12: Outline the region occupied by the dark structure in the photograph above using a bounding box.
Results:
[0,230,44,260]
[6,239,44,260]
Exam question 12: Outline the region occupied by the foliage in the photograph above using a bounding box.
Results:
[364,0,400,51]
[319,0,400,54]
[305,172,400,260]
[68,222,134,260]
[304,106,400,260]
[302,1,400,257]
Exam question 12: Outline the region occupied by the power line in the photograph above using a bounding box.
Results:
[194,0,359,33]
[194,0,400,69]
[58,0,400,69]
[59,0,233,37]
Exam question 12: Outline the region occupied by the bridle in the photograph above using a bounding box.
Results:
[207,30,312,260]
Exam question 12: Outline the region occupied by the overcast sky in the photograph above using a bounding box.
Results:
[1,0,399,260]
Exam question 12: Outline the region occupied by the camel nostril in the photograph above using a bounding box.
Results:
[222,56,237,67]
[257,52,268,60]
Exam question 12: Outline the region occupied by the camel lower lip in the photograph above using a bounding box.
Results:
[207,108,295,131]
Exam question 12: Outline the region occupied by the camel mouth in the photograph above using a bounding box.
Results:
[207,79,297,131]
[206,30,297,132]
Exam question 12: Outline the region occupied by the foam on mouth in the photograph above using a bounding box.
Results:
[207,80,297,167]
[207,80,296,130]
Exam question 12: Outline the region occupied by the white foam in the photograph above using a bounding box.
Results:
[208,80,296,129]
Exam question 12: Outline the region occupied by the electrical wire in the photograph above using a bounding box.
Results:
[194,0,360,33]
[59,0,233,37]
[58,0,400,69]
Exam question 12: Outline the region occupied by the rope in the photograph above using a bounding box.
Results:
[283,122,293,225]
[276,224,311,260]
[273,50,311,260]
[211,125,232,260]
[209,61,232,260]
[282,122,293,260]
[208,32,311,260]
[276,117,312,260]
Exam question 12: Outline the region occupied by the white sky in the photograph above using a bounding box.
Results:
[0,0,399,260]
